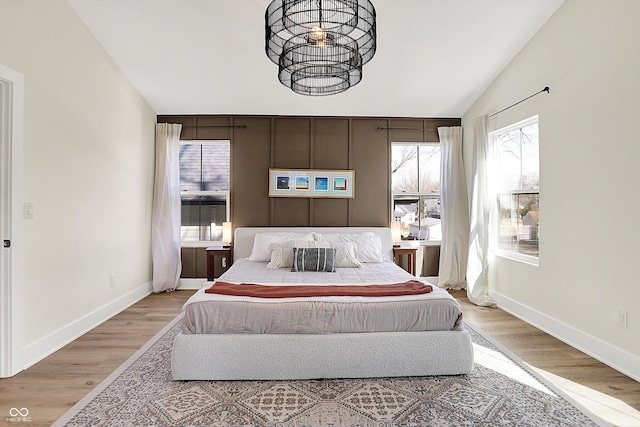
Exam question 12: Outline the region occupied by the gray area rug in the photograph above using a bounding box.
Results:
[53,316,608,427]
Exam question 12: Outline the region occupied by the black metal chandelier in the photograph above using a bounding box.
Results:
[265,0,377,96]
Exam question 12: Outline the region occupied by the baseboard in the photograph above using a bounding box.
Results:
[179,278,207,290]
[22,281,152,371]
[489,289,640,382]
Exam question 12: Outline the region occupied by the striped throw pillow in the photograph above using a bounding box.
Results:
[291,247,336,272]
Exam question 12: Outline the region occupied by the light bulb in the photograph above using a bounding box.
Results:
[311,26,325,41]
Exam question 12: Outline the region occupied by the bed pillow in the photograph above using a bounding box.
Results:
[267,240,361,269]
[329,242,362,268]
[315,232,385,262]
[291,247,337,272]
[247,232,314,262]
[266,240,317,269]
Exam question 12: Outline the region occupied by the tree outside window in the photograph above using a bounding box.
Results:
[493,118,540,259]
[391,144,441,241]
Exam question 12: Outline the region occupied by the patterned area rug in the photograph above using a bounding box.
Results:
[53,316,608,427]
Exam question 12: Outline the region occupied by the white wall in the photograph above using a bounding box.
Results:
[0,0,156,368]
[462,0,640,380]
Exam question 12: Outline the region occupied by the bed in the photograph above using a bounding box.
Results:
[171,227,474,380]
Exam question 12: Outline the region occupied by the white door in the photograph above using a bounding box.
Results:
[0,65,24,377]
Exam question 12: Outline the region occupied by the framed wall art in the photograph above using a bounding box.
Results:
[268,168,355,198]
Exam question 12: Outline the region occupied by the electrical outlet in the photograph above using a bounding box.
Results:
[110,274,116,288]
[24,202,34,219]
[616,309,627,328]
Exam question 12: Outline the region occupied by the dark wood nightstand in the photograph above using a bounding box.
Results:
[206,246,233,280]
[393,246,417,276]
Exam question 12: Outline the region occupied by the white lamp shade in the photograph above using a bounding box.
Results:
[391,221,402,243]
[222,222,232,244]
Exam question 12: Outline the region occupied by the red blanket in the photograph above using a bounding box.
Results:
[204,280,433,298]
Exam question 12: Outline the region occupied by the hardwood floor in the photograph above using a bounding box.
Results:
[0,291,194,427]
[0,289,638,427]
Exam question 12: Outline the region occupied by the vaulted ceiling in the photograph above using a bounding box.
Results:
[68,0,564,117]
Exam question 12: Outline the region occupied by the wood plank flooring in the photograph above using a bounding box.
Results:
[0,289,638,427]
[0,291,194,427]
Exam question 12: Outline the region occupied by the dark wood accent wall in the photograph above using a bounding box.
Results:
[180,247,207,278]
[232,117,271,227]
[350,118,389,226]
[157,115,460,229]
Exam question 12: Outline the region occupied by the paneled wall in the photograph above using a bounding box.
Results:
[181,247,207,278]
[157,115,460,229]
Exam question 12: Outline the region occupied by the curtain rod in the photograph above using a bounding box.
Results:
[376,127,437,131]
[183,125,247,128]
[488,86,550,118]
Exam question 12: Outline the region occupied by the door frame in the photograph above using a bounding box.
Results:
[0,64,24,377]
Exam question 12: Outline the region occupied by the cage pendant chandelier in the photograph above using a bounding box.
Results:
[265,0,377,96]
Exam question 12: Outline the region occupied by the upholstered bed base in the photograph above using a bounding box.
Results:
[171,329,474,380]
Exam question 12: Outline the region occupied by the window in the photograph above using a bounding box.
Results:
[391,143,441,241]
[491,117,539,261]
[179,140,230,243]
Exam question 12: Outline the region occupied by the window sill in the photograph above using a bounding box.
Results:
[181,241,225,248]
[494,250,539,267]
[397,240,441,247]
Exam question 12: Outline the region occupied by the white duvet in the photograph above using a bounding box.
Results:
[180,259,464,334]
[184,258,454,306]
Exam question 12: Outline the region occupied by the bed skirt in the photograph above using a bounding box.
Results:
[171,330,474,380]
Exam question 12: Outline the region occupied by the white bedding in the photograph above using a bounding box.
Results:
[185,258,452,305]
[181,259,464,334]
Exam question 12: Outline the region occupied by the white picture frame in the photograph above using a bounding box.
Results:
[268,168,355,198]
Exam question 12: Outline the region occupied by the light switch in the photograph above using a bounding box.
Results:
[24,202,34,219]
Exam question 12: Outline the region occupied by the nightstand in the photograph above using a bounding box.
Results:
[393,246,417,276]
[206,246,233,280]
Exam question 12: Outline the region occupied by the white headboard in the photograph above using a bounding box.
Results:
[233,227,393,262]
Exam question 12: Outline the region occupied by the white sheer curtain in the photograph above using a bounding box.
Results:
[466,116,495,306]
[151,123,182,293]
[437,126,469,289]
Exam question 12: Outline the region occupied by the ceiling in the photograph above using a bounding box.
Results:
[67,0,564,118]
